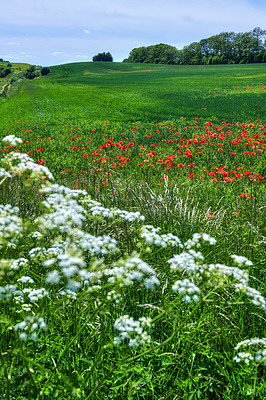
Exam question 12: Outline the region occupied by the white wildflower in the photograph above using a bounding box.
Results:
[231,255,253,267]
[113,209,145,222]
[234,338,266,365]
[22,288,48,302]
[114,315,152,348]
[75,231,117,255]
[0,285,22,301]
[185,232,216,249]
[17,276,34,284]
[208,264,249,285]
[235,284,266,310]
[0,168,12,178]
[106,256,159,288]
[2,135,23,145]
[0,204,23,246]
[10,258,28,271]
[172,278,201,303]
[140,225,182,247]
[168,250,205,275]
[14,316,47,342]
[31,231,42,239]
[46,270,61,284]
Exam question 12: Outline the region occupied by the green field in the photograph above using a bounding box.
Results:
[1,62,266,124]
[0,62,265,399]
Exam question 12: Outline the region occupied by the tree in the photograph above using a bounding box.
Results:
[92,52,113,62]
[0,68,11,78]
[127,44,179,64]
[41,67,51,76]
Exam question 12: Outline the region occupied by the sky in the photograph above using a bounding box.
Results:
[1,0,266,66]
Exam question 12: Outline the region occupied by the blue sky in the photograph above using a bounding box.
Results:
[1,0,266,66]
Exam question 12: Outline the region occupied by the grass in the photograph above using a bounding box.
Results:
[0,62,265,399]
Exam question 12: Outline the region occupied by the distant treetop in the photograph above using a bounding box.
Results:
[93,52,113,62]
[124,27,266,65]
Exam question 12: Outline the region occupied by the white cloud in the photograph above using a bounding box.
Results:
[3,52,35,62]
[84,29,91,34]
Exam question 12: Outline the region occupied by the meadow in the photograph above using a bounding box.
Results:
[0,62,265,399]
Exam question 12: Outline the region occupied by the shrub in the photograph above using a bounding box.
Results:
[93,52,113,62]
[41,67,51,76]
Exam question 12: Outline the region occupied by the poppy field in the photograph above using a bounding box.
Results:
[0,62,265,399]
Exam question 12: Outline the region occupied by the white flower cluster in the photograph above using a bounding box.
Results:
[43,184,86,197]
[46,242,66,256]
[22,288,48,302]
[43,249,85,287]
[42,246,95,289]
[0,168,12,178]
[113,209,145,222]
[0,205,23,247]
[208,264,249,286]
[167,233,265,311]
[235,284,266,310]
[106,256,160,289]
[75,230,117,255]
[58,254,85,278]
[10,258,29,271]
[231,255,253,267]
[114,315,152,348]
[82,198,114,218]
[234,338,266,365]
[10,152,54,180]
[14,316,47,341]
[29,243,65,263]
[172,278,201,303]
[31,231,43,239]
[83,197,145,222]
[107,290,122,303]
[39,192,87,232]
[46,270,61,284]
[184,232,216,249]
[140,225,183,248]
[17,276,34,284]
[3,135,23,145]
[168,250,205,275]
[29,247,48,259]
[0,284,22,301]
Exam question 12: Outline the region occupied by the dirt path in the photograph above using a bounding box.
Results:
[1,83,9,93]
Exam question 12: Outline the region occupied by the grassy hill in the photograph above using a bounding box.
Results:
[1,61,265,126]
[0,61,31,71]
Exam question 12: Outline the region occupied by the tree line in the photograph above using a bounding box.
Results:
[123,27,266,65]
